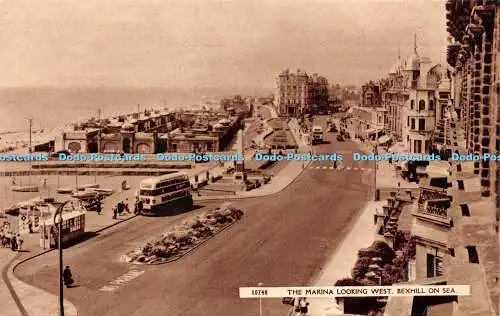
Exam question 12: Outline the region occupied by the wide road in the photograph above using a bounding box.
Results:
[16,116,373,316]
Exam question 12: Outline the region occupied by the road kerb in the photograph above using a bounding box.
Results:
[7,213,139,316]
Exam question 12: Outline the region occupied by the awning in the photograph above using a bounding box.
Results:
[377,135,392,145]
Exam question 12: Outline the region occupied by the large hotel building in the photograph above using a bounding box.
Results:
[274,69,329,117]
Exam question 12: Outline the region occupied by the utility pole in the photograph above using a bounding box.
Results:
[28,118,33,153]
[258,282,263,316]
[53,201,68,316]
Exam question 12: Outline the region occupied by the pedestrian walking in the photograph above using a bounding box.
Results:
[112,207,117,220]
[63,266,74,288]
[117,201,124,216]
[11,235,17,252]
[125,199,130,213]
[28,219,33,233]
[17,234,23,251]
[137,200,143,215]
[96,200,102,215]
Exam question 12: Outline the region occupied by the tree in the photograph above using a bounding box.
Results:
[370,241,396,265]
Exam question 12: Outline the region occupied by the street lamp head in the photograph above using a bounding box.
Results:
[258,282,264,286]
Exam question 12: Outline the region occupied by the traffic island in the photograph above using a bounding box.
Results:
[121,203,244,265]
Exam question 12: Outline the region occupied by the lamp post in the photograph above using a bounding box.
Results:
[53,200,70,316]
[258,282,263,316]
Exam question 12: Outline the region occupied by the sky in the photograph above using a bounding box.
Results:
[0,0,448,90]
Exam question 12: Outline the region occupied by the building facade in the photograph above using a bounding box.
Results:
[383,2,500,314]
[361,81,383,107]
[446,0,499,208]
[351,106,387,140]
[59,109,242,154]
[274,69,329,117]
[58,110,178,154]
[381,39,445,154]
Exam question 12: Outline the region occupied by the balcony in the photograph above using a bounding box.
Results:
[417,202,448,219]
[419,187,449,202]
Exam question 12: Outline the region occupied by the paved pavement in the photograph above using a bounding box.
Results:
[13,115,374,316]
[0,251,20,316]
[307,200,386,316]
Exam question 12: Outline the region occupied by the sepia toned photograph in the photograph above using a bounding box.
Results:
[0,1,498,315]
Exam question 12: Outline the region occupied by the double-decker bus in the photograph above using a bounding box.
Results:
[138,172,193,215]
[312,125,324,144]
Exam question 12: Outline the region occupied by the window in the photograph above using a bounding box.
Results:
[466,246,479,263]
[457,180,464,190]
[411,100,415,109]
[418,118,425,131]
[415,140,422,153]
[411,118,415,130]
[426,253,444,277]
[407,117,410,127]
[460,204,470,216]
[429,100,434,111]
[419,100,425,111]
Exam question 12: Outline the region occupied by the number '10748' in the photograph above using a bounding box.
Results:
[252,290,268,296]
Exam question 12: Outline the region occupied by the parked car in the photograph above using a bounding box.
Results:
[245,181,256,191]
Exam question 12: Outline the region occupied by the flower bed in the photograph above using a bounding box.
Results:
[123,204,244,264]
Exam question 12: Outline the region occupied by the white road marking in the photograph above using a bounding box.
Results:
[346,167,351,170]
[98,269,145,292]
[322,166,327,169]
[353,167,359,170]
[329,166,334,169]
[316,166,321,169]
